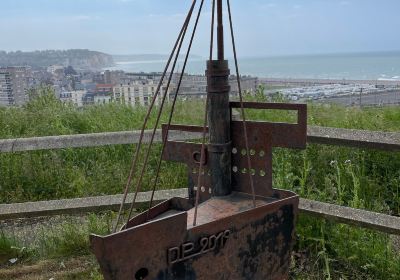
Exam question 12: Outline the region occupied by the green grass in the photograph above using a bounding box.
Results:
[0,231,33,265]
[36,213,112,259]
[0,86,399,279]
[0,214,112,267]
[0,232,20,264]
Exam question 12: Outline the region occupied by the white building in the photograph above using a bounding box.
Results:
[113,81,172,107]
[94,94,112,105]
[59,90,86,107]
[47,65,64,75]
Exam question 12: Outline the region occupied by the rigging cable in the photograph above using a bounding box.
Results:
[227,0,257,207]
[113,0,197,232]
[147,0,206,217]
[193,0,215,226]
[124,0,200,226]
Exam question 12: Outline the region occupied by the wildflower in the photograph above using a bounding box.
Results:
[330,160,338,167]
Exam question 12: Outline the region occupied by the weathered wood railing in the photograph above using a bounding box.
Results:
[0,126,399,153]
[0,126,399,235]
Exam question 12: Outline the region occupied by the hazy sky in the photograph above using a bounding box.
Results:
[0,0,399,57]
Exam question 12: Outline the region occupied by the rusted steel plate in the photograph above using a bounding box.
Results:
[162,141,206,165]
[230,102,306,197]
[230,101,306,112]
[162,140,212,203]
[230,121,273,197]
[91,191,299,280]
[162,102,307,202]
[162,124,208,137]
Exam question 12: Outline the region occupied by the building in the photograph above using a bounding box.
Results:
[105,70,127,85]
[170,73,258,99]
[172,73,207,99]
[96,84,113,94]
[229,75,259,96]
[94,93,112,105]
[47,65,64,75]
[0,66,31,106]
[104,70,112,84]
[59,90,86,107]
[0,70,12,106]
[83,92,95,106]
[93,73,105,84]
[113,81,172,107]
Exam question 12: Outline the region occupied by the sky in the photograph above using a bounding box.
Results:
[0,0,399,57]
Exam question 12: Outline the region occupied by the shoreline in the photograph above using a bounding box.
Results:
[259,77,400,86]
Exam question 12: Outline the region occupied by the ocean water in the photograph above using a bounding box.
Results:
[107,51,400,81]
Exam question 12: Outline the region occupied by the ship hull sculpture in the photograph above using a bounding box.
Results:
[90,1,307,279]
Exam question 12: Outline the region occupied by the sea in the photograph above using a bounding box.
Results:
[106,51,400,81]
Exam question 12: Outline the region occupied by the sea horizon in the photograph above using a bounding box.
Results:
[106,50,400,81]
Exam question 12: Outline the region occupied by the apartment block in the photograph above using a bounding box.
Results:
[113,81,172,107]
[0,70,12,106]
[0,67,31,106]
[59,90,86,107]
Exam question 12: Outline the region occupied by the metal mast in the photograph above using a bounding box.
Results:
[207,0,232,196]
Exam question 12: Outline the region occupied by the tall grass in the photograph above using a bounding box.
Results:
[37,213,112,259]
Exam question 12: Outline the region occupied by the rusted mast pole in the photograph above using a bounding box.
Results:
[217,0,224,60]
[207,0,232,196]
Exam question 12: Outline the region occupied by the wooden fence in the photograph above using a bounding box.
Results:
[0,126,399,235]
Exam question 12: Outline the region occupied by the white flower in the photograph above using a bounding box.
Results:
[330,160,338,167]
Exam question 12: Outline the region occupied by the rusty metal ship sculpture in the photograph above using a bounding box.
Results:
[90,0,307,279]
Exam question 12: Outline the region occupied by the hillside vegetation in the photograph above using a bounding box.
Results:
[0,49,114,70]
[0,87,399,279]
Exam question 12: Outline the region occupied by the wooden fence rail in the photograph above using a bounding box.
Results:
[0,126,399,153]
[0,126,399,235]
[1,189,399,235]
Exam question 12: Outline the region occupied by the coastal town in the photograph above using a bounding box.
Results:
[1,63,399,108]
[0,64,259,107]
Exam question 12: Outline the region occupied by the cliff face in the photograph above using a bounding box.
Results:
[0,49,115,70]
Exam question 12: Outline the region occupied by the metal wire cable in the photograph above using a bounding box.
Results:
[147,0,205,217]
[193,0,216,226]
[209,0,216,61]
[227,0,256,207]
[113,0,197,233]
[123,1,199,227]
